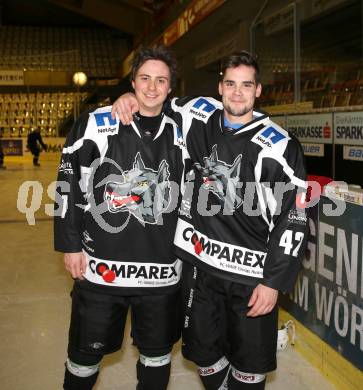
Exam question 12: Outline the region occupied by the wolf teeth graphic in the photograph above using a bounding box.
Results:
[104,153,171,224]
[195,145,242,210]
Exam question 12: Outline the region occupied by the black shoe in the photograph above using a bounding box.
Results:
[34,163,41,167]
[0,165,6,170]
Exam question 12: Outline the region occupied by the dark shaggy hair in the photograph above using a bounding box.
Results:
[220,51,260,84]
[131,46,178,89]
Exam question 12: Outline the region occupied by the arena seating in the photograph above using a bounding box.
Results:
[259,62,363,111]
[0,92,88,138]
[0,26,121,78]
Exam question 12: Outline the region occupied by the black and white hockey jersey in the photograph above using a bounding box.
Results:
[171,97,308,293]
[54,106,187,295]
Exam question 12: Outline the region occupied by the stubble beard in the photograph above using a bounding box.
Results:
[223,98,254,118]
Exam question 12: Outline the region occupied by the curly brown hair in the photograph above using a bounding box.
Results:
[131,45,178,89]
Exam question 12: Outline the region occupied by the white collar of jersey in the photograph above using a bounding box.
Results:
[219,110,268,135]
[130,113,167,141]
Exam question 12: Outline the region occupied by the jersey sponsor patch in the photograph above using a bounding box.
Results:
[189,98,217,121]
[59,159,74,174]
[84,252,182,287]
[93,111,118,134]
[287,208,307,225]
[174,219,266,278]
[104,152,171,224]
[252,126,286,148]
[94,111,117,127]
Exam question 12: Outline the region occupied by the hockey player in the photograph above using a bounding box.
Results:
[54,46,187,390]
[112,50,308,390]
[27,127,47,166]
[0,141,6,169]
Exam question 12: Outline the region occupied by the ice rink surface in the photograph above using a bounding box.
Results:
[0,154,336,389]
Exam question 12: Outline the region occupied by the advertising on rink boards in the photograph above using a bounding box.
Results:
[343,145,363,161]
[280,198,363,371]
[323,183,363,207]
[287,113,333,144]
[335,112,363,145]
[0,139,23,155]
[0,137,65,156]
[23,137,66,154]
[302,143,325,157]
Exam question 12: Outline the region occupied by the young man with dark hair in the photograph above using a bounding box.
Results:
[112,50,307,390]
[131,46,178,88]
[54,46,187,390]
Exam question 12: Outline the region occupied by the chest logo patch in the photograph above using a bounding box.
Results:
[195,145,242,210]
[104,152,171,224]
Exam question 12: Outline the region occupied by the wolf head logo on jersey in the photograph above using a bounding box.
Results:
[195,145,242,210]
[104,153,170,224]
